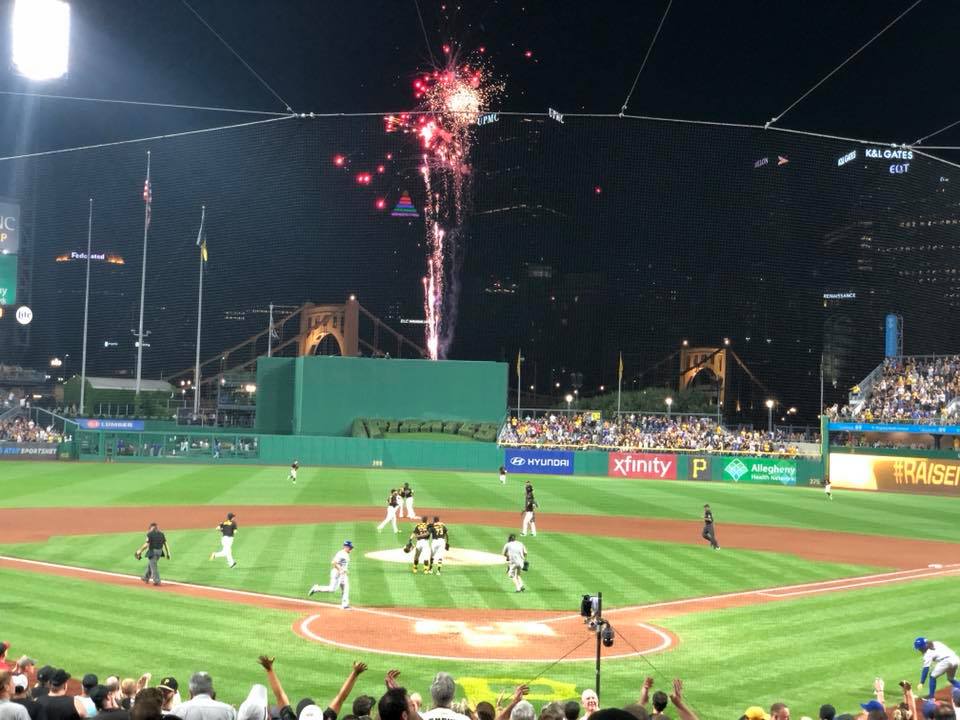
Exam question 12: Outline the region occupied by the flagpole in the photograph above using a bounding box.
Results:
[268,302,274,357]
[516,350,522,419]
[134,151,151,399]
[617,352,623,416]
[193,206,206,416]
[79,198,93,416]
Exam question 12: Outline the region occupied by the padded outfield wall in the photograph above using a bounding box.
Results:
[254,356,507,436]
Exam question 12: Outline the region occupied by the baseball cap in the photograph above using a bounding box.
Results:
[953,688,960,706]
[922,700,938,719]
[915,636,928,650]
[343,540,353,549]
[159,677,179,692]
[860,701,883,712]
[300,705,325,720]
[818,704,836,720]
[227,513,235,520]
[743,708,770,720]
[296,699,316,717]
[83,674,99,690]
[36,666,54,683]
[51,669,71,687]
[12,675,28,692]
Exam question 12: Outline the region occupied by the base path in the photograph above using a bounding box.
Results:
[0,505,955,569]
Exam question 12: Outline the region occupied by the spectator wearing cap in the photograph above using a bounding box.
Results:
[158,679,181,714]
[167,674,233,720]
[80,675,99,718]
[769,704,789,720]
[13,660,35,693]
[90,686,130,720]
[32,667,54,699]
[741,708,768,720]
[421,673,470,720]
[37,669,87,720]
[1,671,30,720]
[10,673,40,720]
[859,701,885,720]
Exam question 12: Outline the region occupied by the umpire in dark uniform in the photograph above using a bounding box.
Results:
[701,504,719,550]
[135,522,170,585]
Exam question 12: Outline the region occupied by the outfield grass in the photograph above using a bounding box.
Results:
[4,565,958,719]
[0,525,877,609]
[2,462,960,542]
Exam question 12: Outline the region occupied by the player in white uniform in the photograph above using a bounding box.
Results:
[499,465,507,485]
[915,637,960,698]
[824,479,832,500]
[288,461,299,485]
[502,533,527,592]
[308,540,353,608]
[376,489,400,533]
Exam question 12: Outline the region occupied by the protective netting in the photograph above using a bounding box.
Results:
[1,115,957,419]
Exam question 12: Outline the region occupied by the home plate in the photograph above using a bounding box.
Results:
[365,547,506,566]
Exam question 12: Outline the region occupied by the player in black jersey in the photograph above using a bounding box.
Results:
[425,516,450,575]
[702,504,719,549]
[521,482,538,536]
[410,517,432,573]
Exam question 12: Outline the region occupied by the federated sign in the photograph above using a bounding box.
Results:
[0,253,16,305]
[504,448,574,475]
[0,443,58,460]
[77,418,145,431]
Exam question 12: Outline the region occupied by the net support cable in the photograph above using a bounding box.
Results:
[914,118,960,146]
[0,90,290,117]
[619,0,674,115]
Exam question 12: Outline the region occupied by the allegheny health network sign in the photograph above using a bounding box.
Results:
[715,456,798,485]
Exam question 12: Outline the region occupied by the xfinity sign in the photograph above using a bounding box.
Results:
[504,448,574,475]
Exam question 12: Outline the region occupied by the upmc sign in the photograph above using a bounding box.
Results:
[607,452,677,479]
[504,448,574,475]
[0,199,19,305]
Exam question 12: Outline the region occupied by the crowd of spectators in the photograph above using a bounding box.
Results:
[498,414,813,456]
[0,417,61,444]
[0,640,953,720]
[834,356,960,425]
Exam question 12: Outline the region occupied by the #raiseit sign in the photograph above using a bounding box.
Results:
[829,453,960,496]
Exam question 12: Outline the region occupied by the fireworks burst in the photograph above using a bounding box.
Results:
[387,51,502,359]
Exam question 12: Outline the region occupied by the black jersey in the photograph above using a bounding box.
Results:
[524,497,538,512]
[413,522,431,540]
[431,522,448,540]
[146,528,166,551]
[401,486,413,499]
[219,519,237,537]
[388,492,399,507]
[703,509,714,525]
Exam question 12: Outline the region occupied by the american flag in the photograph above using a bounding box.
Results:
[143,177,152,228]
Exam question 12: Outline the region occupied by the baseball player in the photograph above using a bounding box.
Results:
[425,516,449,575]
[135,522,170,586]
[502,533,527,592]
[521,481,538,537]
[376,489,400,533]
[701,504,719,549]
[288,460,299,485]
[308,540,353,609]
[210,512,238,568]
[499,465,507,485]
[915,637,960,698]
[824,478,833,500]
[410,516,432,573]
[398,482,416,519]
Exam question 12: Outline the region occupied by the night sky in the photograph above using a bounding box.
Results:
[0,0,957,422]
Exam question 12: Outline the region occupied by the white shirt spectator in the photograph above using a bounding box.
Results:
[421,709,471,720]
[169,694,236,720]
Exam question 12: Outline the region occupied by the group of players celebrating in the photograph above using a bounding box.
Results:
[403,516,450,574]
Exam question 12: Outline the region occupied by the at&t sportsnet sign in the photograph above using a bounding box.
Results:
[504,448,574,475]
[0,443,58,460]
[608,452,676,479]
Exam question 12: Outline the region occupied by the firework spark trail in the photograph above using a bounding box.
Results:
[391,55,502,359]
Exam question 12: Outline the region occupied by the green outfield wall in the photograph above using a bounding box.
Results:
[254,356,507,436]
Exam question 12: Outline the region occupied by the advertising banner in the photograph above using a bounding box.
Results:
[0,443,58,460]
[714,456,798,485]
[78,418,145,431]
[829,421,960,436]
[829,453,960,495]
[0,253,16,306]
[504,448,574,475]
[607,452,677,479]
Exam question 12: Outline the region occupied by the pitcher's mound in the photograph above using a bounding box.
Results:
[365,547,505,566]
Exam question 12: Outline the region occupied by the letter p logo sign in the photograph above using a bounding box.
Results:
[692,458,708,479]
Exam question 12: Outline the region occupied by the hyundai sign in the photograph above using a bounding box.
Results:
[504,448,574,475]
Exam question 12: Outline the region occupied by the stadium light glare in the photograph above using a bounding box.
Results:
[12,0,71,81]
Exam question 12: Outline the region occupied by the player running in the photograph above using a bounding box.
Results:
[410,517,432,573]
[288,461,299,485]
[824,478,833,500]
[210,512,238,568]
[702,504,719,549]
[425,516,449,575]
[915,637,960,699]
[308,540,354,609]
[499,465,507,485]
[521,481,538,537]
[502,533,527,592]
[376,489,400,533]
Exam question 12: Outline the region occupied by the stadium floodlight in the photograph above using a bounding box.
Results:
[12,0,70,81]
